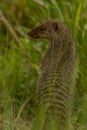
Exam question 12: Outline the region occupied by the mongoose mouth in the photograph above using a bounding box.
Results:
[28,31,41,39]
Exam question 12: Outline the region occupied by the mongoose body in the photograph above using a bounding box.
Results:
[28,19,76,130]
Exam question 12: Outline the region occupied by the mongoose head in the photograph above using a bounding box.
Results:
[28,19,67,41]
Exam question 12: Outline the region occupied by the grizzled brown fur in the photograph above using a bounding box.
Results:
[28,19,76,130]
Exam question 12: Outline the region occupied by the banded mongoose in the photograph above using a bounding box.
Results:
[28,19,76,130]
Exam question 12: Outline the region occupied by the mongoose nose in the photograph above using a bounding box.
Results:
[28,30,41,39]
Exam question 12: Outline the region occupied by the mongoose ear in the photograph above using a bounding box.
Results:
[53,23,59,31]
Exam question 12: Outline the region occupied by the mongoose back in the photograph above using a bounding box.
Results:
[28,19,76,130]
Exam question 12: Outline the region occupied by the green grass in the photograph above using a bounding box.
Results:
[0,0,87,129]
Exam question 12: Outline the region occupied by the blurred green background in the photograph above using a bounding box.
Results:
[0,0,87,130]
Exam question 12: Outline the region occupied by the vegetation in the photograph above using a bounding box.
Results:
[0,0,87,130]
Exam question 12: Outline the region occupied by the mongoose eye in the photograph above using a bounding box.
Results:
[39,27,46,32]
